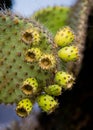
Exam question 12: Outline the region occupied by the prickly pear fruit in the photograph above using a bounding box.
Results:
[44,84,62,96]
[54,26,75,47]
[58,46,79,62]
[16,98,33,117]
[54,71,75,89]
[21,78,38,95]
[39,54,56,70]
[25,47,42,63]
[37,94,58,113]
[21,28,40,45]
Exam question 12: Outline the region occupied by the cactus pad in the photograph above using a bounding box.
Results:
[0,10,57,104]
[32,6,70,35]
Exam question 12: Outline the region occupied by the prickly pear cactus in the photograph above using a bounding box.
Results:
[0,10,79,117]
[32,6,70,35]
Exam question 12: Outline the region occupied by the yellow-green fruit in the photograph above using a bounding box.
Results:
[54,71,75,89]
[54,26,75,47]
[16,98,33,117]
[44,84,62,96]
[21,28,40,45]
[21,78,38,95]
[25,47,42,63]
[58,46,79,62]
[37,94,58,113]
[39,54,56,70]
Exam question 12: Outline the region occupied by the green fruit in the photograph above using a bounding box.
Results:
[37,94,58,113]
[21,78,38,95]
[54,26,75,47]
[25,47,42,63]
[54,71,75,89]
[21,28,40,45]
[58,46,79,62]
[39,54,56,70]
[16,98,33,117]
[44,84,62,96]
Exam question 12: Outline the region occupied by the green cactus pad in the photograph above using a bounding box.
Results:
[37,94,58,113]
[16,98,33,117]
[58,46,79,62]
[32,6,70,35]
[44,84,62,96]
[54,26,75,47]
[54,71,75,89]
[0,10,57,104]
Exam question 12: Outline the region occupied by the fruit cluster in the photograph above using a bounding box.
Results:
[16,26,79,117]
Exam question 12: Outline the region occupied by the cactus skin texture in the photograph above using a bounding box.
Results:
[0,10,79,117]
[32,6,70,35]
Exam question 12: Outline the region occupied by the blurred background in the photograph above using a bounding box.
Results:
[12,0,77,16]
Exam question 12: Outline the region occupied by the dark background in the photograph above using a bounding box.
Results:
[0,0,12,9]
